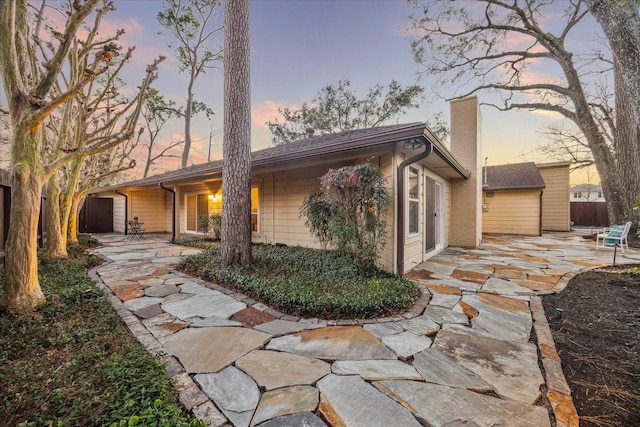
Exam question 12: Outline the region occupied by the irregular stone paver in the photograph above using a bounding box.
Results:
[362,322,404,339]
[162,294,246,320]
[414,261,457,276]
[139,278,165,286]
[423,305,469,325]
[397,315,440,336]
[142,313,189,338]
[191,315,243,328]
[192,402,227,427]
[381,331,432,360]
[412,348,492,392]
[251,386,319,426]
[427,292,460,309]
[179,281,219,295]
[109,282,147,301]
[332,359,422,381]
[132,303,164,319]
[236,350,330,391]
[123,296,164,311]
[163,327,271,373]
[462,294,532,342]
[195,366,260,427]
[255,412,327,427]
[316,374,421,427]
[481,277,535,295]
[267,326,396,361]
[144,283,180,297]
[254,319,323,336]
[232,307,276,327]
[375,380,550,426]
[433,324,544,404]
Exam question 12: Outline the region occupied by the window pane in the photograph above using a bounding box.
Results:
[186,195,197,231]
[408,167,418,199]
[251,187,259,232]
[409,200,419,234]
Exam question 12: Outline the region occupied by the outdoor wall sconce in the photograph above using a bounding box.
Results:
[403,138,424,150]
[208,194,215,201]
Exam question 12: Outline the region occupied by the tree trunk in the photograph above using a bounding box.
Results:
[2,129,45,312]
[221,0,251,267]
[67,193,83,245]
[181,80,194,169]
[588,0,640,224]
[44,171,67,260]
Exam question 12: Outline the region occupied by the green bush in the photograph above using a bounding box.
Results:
[0,240,202,426]
[177,242,419,319]
[301,162,391,270]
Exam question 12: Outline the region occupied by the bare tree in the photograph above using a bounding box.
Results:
[0,0,159,312]
[157,0,223,168]
[408,0,640,224]
[141,94,214,177]
[141,92,184,178]
[221,0,251,266]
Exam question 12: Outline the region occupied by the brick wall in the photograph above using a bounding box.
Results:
[449,97,482,248]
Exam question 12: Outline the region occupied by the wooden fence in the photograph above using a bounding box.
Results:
[570,201,609,227]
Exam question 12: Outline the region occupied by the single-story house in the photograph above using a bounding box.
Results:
[481,161,571,236]
[91,97,483,275]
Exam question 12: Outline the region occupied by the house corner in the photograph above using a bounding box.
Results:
[449,97,482,248]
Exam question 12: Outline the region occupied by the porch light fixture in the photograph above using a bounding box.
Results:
[403,138,423,150]
[208,194,215,201]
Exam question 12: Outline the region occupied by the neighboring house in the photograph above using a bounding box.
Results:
[570,183,605,202]
[481,161,571,236]
[91,97,483,275]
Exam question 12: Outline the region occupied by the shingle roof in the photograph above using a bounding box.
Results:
[482,162,545,191]
[97,122,469,191]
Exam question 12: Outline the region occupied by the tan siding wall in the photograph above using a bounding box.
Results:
[130,189,170,233]
[482,190,541,235]
[538,164,571,231]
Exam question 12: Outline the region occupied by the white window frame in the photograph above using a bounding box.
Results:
[407,166,420,237]
[251,185,260,235]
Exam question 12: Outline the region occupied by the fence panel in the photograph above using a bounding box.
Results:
[570,202,609,227]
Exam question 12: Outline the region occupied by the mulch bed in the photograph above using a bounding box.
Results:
[542,268,640,427]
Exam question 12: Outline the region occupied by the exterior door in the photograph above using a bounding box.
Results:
[425,177,443,254]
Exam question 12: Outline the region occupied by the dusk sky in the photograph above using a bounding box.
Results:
[1,0,608,184]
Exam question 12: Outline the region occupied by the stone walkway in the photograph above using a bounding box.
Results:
[90,231,640,427]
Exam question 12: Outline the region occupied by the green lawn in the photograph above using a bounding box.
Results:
[0,236,203,427]
[176,241,420,319]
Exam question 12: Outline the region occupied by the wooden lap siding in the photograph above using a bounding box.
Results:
[538,164,570,231]
[130,190,170,233]
[482,190,541,236]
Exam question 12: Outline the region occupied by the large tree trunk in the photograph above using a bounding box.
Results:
[2,126,46,312]
[221,0,251,266]
[588,0,640,224]
[67,193,83,245]
[44,172,67,260]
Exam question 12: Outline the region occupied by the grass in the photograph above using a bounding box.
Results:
[175,241,420,319]
[0,235,203,427]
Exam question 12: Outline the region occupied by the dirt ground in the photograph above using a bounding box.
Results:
[543,268,640,427]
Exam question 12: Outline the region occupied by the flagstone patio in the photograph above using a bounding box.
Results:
[90,231,640,427]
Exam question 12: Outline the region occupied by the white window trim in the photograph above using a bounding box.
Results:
[407,166,420,238]
[251,185,261,236]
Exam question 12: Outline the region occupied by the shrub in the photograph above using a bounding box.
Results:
[177,242,419,319]
[301,162,391,270]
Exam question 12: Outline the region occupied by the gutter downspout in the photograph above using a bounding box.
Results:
[397,141,433,276]
[114,190,128,235]
[160,183,176,242]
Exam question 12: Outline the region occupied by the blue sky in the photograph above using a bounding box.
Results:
[1,0,607,183]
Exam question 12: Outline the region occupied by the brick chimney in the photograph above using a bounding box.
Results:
[448,97,482,248]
